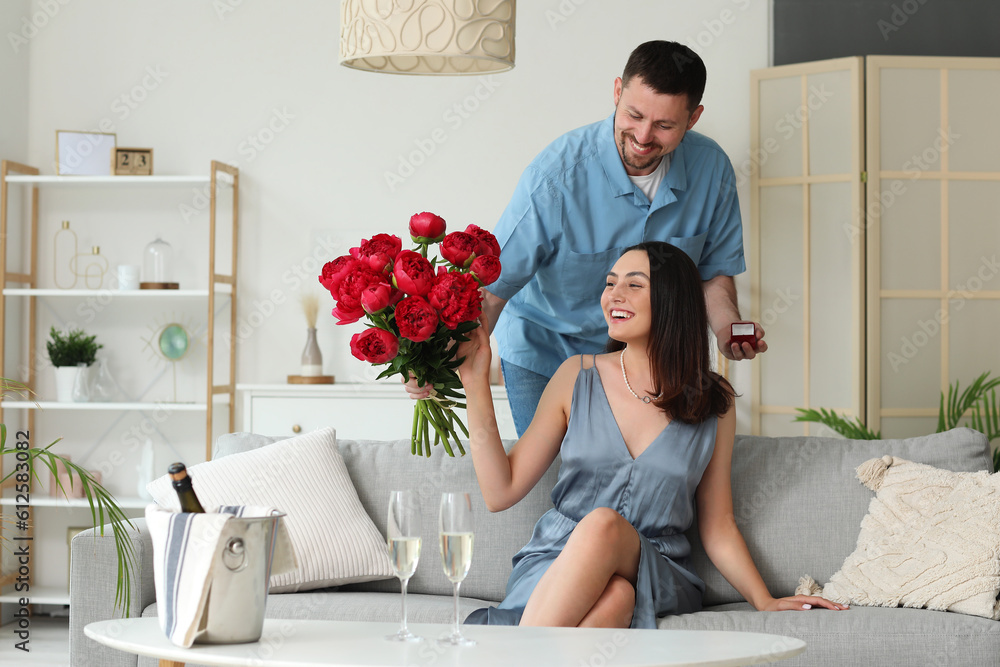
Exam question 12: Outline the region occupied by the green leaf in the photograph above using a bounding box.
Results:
[793,408,880,440]
[46,326,102,367]
[452,321,481,335]
[0,377,137,615]
[938,372,1000,432]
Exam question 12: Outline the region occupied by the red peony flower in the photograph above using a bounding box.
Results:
[316,214,498,459]
[319,255,359,295]
[332,264,387,324]
[428,272,483,329]
[465,224,500,257]
[395,296,439,343]
[440,232,479,269]
[469,255,502,286]
[350,233,402,273]
[392,250,435,296]
[409,212,447,244]
[350,328,399,364]
[361,281,396,314]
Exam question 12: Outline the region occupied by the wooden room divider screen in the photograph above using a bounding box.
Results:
[750,55,1000,437]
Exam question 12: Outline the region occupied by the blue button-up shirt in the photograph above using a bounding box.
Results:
[489,113,745,377]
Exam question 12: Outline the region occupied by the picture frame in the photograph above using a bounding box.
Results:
[56,130,117,175]
[113,147,154,176]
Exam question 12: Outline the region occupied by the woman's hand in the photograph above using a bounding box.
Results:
[456,312,492,387]
[759,595,849,612]
[402,372,433,400]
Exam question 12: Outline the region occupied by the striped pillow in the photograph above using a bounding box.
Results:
[148,427,393,592]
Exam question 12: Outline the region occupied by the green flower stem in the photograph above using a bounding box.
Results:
[422,401,455,457]
[435,403,466,456]
[421,402,431,457]
[451,410,470,438]
[411,405,420,455]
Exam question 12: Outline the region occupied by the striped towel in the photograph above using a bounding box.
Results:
[146,504,297,648]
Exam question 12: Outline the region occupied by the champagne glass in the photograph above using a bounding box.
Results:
[386,491,422,642]
[438,492,475,646]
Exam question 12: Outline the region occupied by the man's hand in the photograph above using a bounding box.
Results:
[718,321,767,361]
[702,275,767,361]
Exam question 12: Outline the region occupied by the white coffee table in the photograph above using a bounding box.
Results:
[86,618,805,667]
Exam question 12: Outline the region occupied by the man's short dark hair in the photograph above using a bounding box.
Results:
[622,41,707,112]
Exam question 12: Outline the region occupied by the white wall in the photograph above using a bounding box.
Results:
[16,0,768,425]
[0,0,30,161]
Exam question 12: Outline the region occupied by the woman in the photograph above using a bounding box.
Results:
[458,242,847,628]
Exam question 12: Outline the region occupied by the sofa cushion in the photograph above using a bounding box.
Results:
[148,427,394,593]
[686,428,992,606]
[659,604,1000,666]
[336,439,559,602]
[809,456,1000,619]
[210,432,559,602]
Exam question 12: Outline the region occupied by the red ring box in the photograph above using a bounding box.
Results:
[728,322,757,350]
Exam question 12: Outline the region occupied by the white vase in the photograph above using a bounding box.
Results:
[54,366,78,402]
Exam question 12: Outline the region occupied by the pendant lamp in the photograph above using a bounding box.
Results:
[340,0,515,75]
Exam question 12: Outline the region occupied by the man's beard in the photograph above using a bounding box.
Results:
[619,133,662,173]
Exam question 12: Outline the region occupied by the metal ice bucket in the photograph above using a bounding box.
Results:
[197,512,286,645]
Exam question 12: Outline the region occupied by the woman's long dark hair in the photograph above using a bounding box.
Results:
[605,241,735,423]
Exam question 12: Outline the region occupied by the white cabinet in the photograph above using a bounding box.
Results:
[0,160,239,607]
[239,384,518,442]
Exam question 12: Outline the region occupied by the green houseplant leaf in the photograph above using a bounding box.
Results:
[793,408,881,440]
[0,377,137,614]
[968,387,1000,472]
[46,327,102,367]
[798,371,999,473]
[937,372,1000,433]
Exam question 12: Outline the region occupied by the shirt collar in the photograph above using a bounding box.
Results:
[599,112,689,200]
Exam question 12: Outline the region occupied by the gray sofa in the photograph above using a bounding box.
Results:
[70,427,1000,666]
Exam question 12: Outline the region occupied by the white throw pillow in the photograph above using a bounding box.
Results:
[798,455,1000,619]
[147,427,393,593]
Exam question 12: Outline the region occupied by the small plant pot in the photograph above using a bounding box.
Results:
[54,365,90,402]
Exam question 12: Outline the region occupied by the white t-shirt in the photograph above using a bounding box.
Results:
[628,153,670,202]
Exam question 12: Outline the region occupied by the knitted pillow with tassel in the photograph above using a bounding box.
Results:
[797,455,1000,620]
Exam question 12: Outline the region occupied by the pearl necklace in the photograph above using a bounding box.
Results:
[619,348,661,404]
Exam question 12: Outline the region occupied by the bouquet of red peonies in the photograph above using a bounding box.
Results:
[319,212,502,457]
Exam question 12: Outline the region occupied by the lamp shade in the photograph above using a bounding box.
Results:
[340,0,515,75]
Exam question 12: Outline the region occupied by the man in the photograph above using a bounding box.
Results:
[412,40,765,436]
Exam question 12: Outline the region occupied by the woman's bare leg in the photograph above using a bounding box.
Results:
[578,575,635,628]
[519,508,640,627]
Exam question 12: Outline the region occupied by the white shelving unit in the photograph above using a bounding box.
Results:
[0,496,150,509]
[0,160,239,607]
[3,288,212,297]
[1,401,209,411]
[2,174,216,187]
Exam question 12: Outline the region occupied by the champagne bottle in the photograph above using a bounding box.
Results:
[168,462,206,513]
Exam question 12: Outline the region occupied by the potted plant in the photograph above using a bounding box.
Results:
[47,327,102,401]
[0,377,137,613]
[796,371,1000,472]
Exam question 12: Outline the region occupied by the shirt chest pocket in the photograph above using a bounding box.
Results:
[558,247,624,306]
[664,232,708,267]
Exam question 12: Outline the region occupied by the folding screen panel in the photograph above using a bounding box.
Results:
[749,58,866,435]
[866,56,1000,437]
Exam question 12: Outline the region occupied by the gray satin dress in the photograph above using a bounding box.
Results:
[466,357,718,629]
